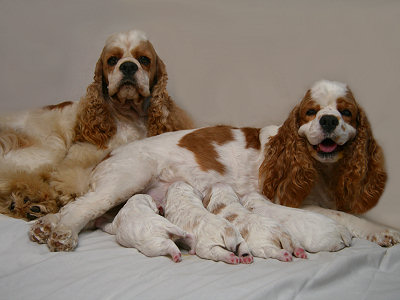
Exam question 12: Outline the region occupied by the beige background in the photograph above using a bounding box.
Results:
[1,0,399,229]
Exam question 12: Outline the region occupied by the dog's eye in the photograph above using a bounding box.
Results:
[107,56,119,66]
[138,56,151,66]
[306,109,317,116]
[340,109,352,117]
[9,202,15,211]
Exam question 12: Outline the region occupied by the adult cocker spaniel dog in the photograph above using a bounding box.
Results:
[0,29,193,221]
[29,80,399,254]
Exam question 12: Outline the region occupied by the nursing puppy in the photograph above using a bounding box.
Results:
[241,192,352,253]
[97,194,195,262]
[205,183,307,261]
[165,182,253,264]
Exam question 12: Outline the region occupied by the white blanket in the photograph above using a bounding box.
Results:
[1,215,399,300]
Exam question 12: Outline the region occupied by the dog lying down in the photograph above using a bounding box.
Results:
[165,181,254,264]
[205,183,307,261]
[96,194,195,263]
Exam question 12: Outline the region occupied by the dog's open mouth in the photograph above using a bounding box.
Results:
[313,138,344,159]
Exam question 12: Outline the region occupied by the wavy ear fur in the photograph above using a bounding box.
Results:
[74,57,116,149]
[334,101,387,214]
[146,55,194,136]
[259,104,318,207]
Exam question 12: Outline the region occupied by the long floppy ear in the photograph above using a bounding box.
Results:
[74,56,116,149]
[259,104,318,207]
[334,99,387,214]
[146,55,194,136]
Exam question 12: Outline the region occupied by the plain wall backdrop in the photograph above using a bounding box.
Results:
[0,0,399,229]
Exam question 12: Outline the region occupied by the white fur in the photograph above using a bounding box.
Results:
[165,182,252,264]
[240,193,352,253]
[97,194,195,262]
[205,183,307,261]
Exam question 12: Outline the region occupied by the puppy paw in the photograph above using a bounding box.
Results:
[293,247,307,259]
[226,253,240,265]
[172,252,182,263]
[239,254,254,264]
[366,229,400,247]
[29,213,60,244]
[47,224,78,252]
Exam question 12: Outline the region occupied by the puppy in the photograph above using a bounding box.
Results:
[96,194,195,262]
[165,182,253,264]
[204,183,307,261]
[241,192,352,253]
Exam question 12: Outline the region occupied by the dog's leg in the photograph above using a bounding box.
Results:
[196,245,240,265]
[304,205,400,247]
[166,224,196,255]
[30,152,156,251]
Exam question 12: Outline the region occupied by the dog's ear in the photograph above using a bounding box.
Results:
[147,55,194,136]
[334,92,387,214]
[259,99,318,207]
[74,55,116,149]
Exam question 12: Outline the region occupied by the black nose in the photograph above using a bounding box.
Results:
[119,61,138,76]
[319,115,339,133]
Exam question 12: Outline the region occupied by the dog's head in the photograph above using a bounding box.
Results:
[297,80,358,163]
[96,30,161,117]
[260,80,387,214]
[75,29,171,148]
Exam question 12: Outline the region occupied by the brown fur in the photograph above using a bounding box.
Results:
[259,88,386,214]
[0,31,194,221]
[241,127,261,150]
[178,126,234,174]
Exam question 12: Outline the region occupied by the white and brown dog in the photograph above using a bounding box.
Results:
[96,194,195,263]
[165,181,253,264]
[30,80,400,254]
[204,183,308,261]
[0,29,193,221]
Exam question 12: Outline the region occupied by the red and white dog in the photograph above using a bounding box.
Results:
[30,80,400,258]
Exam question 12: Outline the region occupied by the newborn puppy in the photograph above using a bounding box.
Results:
[165,181,253,264]
[204,183,307,261]
[96,194,195,262]
[241,192,352,253]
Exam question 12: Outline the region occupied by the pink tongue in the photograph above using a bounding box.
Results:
[319,143,337,153]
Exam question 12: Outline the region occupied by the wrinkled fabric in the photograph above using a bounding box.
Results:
[1,215,399,300]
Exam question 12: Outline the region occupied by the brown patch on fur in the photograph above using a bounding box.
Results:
[44,101,74,111]
[178,126,234,174]
[241,127,261,150]
[202,188,212,208]
[226,213,238,222]
[240,228,249,239]
[211,203,226,215]
[224,226,235,237]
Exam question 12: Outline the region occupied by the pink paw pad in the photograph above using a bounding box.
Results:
[229,253,240,264]
[294,248,307,259]
[172,253,182,263]
[240,255,254,264]
[282,251,293,262]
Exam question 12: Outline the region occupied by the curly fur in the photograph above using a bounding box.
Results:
[260,83,386,215]
[260,104,318,208]
[0,30,193,220]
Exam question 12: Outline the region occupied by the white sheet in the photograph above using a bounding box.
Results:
[1,215,399,300]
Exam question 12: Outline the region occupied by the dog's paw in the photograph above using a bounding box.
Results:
[29,213,60,244]
[366,229,400,247]
[47,224,78,252]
